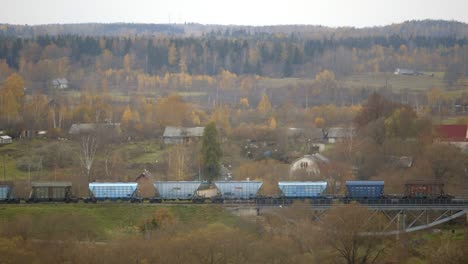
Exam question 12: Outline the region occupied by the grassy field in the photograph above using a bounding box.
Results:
[341,72,447,91]
[0,139,168,182]
[0,140,52,181]
[257,72,468,93]
[117,139,165,164]
[0,204,236,239]
[258,77,304,89]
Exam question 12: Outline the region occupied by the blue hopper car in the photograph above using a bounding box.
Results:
[278,181,327,198]
[88,182,138,202]
[0,181,19,203]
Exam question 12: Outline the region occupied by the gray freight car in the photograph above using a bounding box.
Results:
[151,181,203,203]
[213,181,263,203]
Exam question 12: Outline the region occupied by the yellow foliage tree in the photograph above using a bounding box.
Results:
[427,88,444,114]
[123,54,132,72]
[240,76,255,96]
[155,94,191,128]
[121,105,133,130]
[1,89,20,123]
[210,105,231,134]
[0,73,25,123]
[269,116,277,129]
[101,77,108,94]
[239,97,250,108]
[168,44,177,66]
[219,70,237,90]
[192,112,201,125]
[314,70,337,89]
[314,117,325,128]
[3,73,25,99]
[257,93,272,115]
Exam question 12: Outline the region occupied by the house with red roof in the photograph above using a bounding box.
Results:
[436,125,468,142]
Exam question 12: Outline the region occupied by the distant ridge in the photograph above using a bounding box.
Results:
[0,20,467,38]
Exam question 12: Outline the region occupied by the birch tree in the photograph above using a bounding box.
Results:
[80,136,98,182]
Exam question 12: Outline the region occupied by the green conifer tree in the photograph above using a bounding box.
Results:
[201,122,222,183]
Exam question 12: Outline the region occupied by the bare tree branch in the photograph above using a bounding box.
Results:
[79,135,98,182]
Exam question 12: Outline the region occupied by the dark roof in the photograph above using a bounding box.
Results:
[309,128,325,140]
[52,78,68,86]
[436,125,467,141]
[405,180,444,186]
[346,181,384,185]
[31,181,72,187]
[68,123,121,135]
[286,128,304,137]
[163,126,204,138]
[388,156,413,168]
[327,127,355,138]
[69,124,95,134]
[395,68,415,74]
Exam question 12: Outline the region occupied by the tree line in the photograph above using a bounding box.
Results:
[0,32,466,80]
[1,19,467,38]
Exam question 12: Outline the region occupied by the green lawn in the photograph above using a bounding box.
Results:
[0,140,49,180]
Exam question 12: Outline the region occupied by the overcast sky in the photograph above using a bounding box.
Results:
[1,0,467,27]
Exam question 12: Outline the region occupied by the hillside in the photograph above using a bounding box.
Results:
[0,19,467,38]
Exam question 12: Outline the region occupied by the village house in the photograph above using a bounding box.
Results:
[283,127,326,152]
[20,130,48,139]
[437,124,468,142]
[289,153,329,179]
[162,126,205,144]
[52,78,69,89]
[394,68,422,76]
[68,123,121,135]
[324,127,355,143]
[387,156,414,169]
[436,124,468,150]
[0,135,13,144]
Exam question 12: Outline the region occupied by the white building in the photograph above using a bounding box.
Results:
[52,78,69,89]
[0,135,12,144]
[289,153,329,178]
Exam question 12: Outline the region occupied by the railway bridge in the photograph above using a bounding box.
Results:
[226,199,468,235]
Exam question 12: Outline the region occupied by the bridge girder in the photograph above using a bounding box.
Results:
[229,203,468,235]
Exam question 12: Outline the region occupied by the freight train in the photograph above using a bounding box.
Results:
[0,179,457,204]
